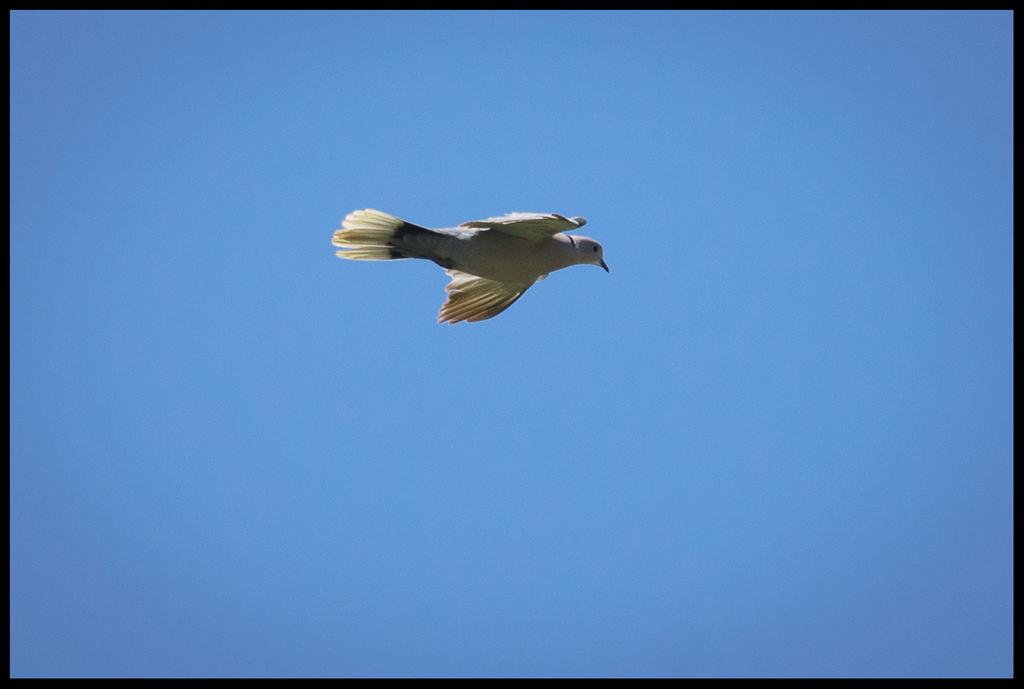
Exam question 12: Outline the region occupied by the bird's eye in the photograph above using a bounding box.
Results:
[593,246,599,252]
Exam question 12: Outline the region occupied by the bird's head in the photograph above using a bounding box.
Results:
[568,235,609,272]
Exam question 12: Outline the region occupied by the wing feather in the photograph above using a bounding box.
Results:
[438,270,531,324]
[459,212,587,242]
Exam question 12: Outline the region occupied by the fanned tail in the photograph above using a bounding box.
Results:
[332,209,433,261]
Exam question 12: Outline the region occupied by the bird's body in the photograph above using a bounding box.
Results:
[408,229,577,283]
[332,209,607,324]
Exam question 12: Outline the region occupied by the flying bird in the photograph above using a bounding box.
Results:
[332,209,608,324]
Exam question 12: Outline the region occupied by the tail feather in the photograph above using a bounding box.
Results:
[332,208,433,261]
[334,247,415,261]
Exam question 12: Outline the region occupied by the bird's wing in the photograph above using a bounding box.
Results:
[438,270,532,324]
[459,212,587,242]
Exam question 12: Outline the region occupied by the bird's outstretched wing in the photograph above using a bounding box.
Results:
[459,212,587,243]
[438,270,532,324]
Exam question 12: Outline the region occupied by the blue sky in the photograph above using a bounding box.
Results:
[10,11,1012,678]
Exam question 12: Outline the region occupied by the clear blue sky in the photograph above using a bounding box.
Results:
[10,11,1013,678]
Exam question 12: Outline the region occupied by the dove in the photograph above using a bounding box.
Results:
[332,209,608,324]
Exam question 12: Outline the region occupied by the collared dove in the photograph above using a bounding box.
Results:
[332,209,608,324]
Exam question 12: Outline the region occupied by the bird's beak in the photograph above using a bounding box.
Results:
[600,259,609,272]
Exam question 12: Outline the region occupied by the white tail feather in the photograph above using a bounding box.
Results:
[334,247,413,261]
[333,209,406,249]
[332,208,432,261]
